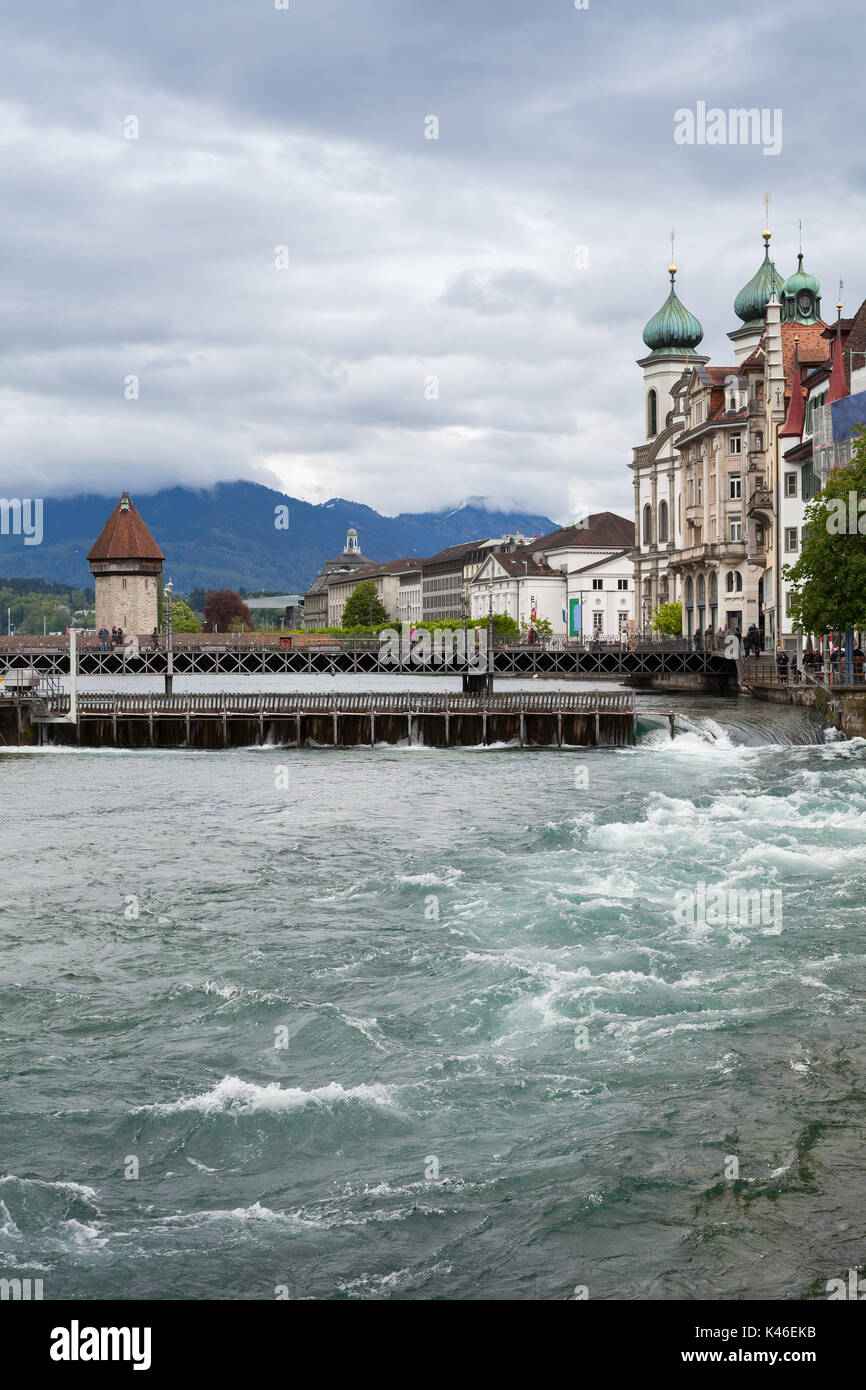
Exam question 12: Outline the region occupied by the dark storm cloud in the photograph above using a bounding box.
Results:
[0,0,862,516]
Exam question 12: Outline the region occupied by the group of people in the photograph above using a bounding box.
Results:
[775,642,865,684]
[693,623,737,653]
[97,625,125,651]
[97,625,162,653]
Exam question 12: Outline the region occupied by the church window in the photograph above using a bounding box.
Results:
[658,500,668,542]
[643,504,652,544]
[647,390,658,437]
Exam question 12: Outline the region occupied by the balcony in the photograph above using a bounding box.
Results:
[747,484,773,517]
[668,541,746,572]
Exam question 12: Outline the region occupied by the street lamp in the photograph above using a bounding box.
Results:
[165,578,174,696]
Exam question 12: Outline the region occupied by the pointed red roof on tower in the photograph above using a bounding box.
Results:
[780,339,806,438]
[827,318,848,403]
[87,493,165,562]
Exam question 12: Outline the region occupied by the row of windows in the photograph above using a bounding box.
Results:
[684,571,744,603]
[642,500,669,543]
[423,576,462,592]
[645,501,745,544]
[590,578,630,590]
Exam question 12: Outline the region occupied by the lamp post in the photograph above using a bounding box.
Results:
[165,578,174,697]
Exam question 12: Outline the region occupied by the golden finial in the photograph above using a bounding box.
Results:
[837,278,843,314]
[668,228,677,277]
[762,191,771,243]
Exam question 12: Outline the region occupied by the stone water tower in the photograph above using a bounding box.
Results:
[87,492,165,634]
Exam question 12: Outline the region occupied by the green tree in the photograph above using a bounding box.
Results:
[521,615,553,638]
[170,599,201,633]
[342,579,389,628]
[651,601,682,636]
[783,433,866,633]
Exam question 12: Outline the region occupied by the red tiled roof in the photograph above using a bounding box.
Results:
[704,367,739,385]
[87,493,164,562]
[531,511,635,551]
[327,558,423,585]
[484,552,558,578]
[780,321,829,390]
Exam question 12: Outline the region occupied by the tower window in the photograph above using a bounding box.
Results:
[647,389,658,437]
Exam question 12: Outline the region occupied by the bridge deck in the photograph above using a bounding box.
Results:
[4,643,734,681]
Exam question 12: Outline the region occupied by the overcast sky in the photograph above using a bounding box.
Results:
[1,0,864,521]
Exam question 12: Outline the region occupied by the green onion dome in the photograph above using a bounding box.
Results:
[734,237,784,327]
[779,252,822,325]
[642,265,704,356]
[780,252,820,300]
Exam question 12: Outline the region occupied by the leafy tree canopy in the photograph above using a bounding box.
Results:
[783,431,866,632]
[342,580,389,628]
[652,601,682,636]
[203,589,252,632]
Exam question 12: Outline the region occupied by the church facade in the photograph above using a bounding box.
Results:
[631,225,830,652]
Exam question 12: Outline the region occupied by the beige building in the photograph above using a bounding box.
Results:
[87,492,164,635]
[327,559,423,626]
[632,229,829,648]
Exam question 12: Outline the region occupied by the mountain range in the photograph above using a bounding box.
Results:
[1,483,560,595]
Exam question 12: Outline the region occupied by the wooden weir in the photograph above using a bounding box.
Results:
[32,690,637,749]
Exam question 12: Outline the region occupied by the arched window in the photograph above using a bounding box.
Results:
[685,577,694,606]
[643,503,653,545]
[647,390,658,437]
[658,499,668,542]
[697,574,706,604]
[709,572,718,602]
[730,570,743,592]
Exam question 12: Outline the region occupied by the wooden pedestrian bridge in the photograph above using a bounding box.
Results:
[1,635,736,688]
[28,688,637,749]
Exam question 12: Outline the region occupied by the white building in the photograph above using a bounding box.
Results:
[469,512,635,637]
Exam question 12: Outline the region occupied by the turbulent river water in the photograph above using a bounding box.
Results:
[2,678,864,1301]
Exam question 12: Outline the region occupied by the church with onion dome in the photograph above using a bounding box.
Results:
[630,216,833,651]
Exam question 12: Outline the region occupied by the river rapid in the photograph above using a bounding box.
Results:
[1,680,864,1300]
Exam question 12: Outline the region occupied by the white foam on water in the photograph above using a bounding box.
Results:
[0,1175,100,1202]
[140,1074,397,1115]
[158,1201,316,1229]
[395,867,463,886]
